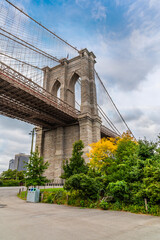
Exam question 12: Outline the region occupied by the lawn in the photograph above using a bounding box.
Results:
[17,188,63,200]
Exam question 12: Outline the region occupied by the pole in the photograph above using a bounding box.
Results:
[30,128,35,154]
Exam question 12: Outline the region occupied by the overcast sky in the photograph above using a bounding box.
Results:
[0,0,160,172]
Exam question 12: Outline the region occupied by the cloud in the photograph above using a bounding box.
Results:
[75,0,90,8]
[103,65,160,140]
[92,0,160,139]
[121,109,143,123]
[0,116,33,173]
[75,0,107,21]
[149,0,160,9]
[91,1,107,20]
[92,0,160,92]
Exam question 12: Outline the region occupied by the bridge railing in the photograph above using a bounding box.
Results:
[0,61,80,119]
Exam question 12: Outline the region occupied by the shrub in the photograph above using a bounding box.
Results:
[67,190,82,206]
[106,180,129,202]
[42,189,67,204]
[112,201,122,210]
[64,173,102,200]
[0,179,3,186]
[2,179,20,186]
[99,200,109,210]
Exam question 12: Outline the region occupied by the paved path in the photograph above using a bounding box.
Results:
[0,187,160,240]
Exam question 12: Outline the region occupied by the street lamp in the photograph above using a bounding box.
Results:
[29,127,37,154]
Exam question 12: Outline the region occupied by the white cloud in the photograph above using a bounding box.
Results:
[75,0,90,7]
[91,1,107,20]
[149,0,160,9]
[90,0,160,140]
[92,0,160,92]
[75,0,107,21]
[105,65,160,140]
[0,116,33,173]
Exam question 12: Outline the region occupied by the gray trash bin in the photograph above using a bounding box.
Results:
[27,188,40,203]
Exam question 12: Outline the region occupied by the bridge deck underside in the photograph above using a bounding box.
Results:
[0,73,78,129]
[101,125,119,138]
[0,71,119,138]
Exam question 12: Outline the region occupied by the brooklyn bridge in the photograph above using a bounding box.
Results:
[0,0,134,182]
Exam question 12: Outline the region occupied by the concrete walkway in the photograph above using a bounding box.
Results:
[0,187,160,240]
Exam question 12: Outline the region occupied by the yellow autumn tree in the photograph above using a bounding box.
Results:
[117,131,137,145]
[87,137,117,170]
[87,131,137,171]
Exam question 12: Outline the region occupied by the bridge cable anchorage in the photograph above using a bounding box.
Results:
[5,0,79,53]
[77,78,121,136]
[94,70,136,140]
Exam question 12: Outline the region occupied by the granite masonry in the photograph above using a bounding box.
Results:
[36,49,102,183]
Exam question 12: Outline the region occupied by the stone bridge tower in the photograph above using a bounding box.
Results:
[36,49,101,183]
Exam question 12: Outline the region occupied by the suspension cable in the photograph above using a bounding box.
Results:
[5,0,79,53]
[97,105,121,136]
[0,53,42,71]
[95,70,136,139]
[0,27,60,62]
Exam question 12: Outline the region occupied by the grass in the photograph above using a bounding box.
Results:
[17,191,27,200]
[17,188,160,216]
[40,188,63,193]
[17,188,63,201]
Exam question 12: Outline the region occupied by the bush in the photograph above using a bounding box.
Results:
[99,200,109,210]
[67,190,81,206]
[64,173,102,200]
[107,180,129,202]
[112,201,122,210]
[2,179,20,186]
[0,179,3,186]
[42,189,67,204]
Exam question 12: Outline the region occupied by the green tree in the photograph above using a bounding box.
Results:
[115,132,139,163]
[17,171,25,181]
[25,149,49,187]
[138,138,157,160]
[1,169,17,179]
[1,169,25,181]
[61,140,88,179]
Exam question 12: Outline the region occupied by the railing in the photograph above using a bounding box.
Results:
[0,61,80,119]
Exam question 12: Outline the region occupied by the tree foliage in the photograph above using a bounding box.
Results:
[65,132,160,209]
[87,132,160,205]
[25,149,49,187]
[61,140,88,179]
[0,169,25,187]
[87,137,117,172]
[1,169,25,181]
[138,138,157,160]
[64,173,102,200]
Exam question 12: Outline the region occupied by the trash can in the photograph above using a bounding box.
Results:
[27,188,40,203]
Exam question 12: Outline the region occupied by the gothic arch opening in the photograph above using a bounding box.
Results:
[67,73,81,110]
[52,80,61,99]
[75,78,81,111]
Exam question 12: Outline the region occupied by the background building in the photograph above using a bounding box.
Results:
[9,153,30,171]
[9,159,15,170]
